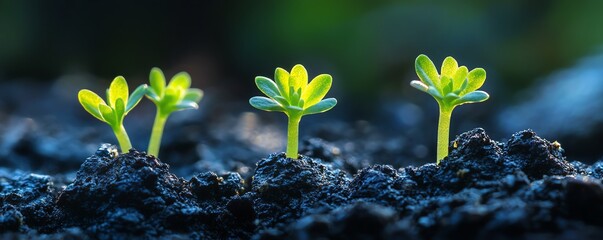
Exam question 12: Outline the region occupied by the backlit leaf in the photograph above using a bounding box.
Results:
[150,67,166,97]
[415,54,439,87]
[441,57,458,78]
[175,100,199,111]
[78,89,106,122]
[462,68,486,95]
[427,86,443,99]
[183,88,204,103]
[289,64,308,91]
[163,88,181,107]
[114,98,125,123]
[99,104,117,127]
[301,74,332,108]
[274,95,289,106]
[441,76,452,94]
[303,98,337,115]
[453,90,489,105]
[249,96,284,112]
[167,72,191,90]
[109,76,128,108]
[146,87,161,103]
[255,76,281,99]
[274,67,290,99]
[452,66,468,90]
[410,80,428,92]
[126,84,147,113]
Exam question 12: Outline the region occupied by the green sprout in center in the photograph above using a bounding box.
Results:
[410,54,490,164]
[250,64,337,159]
[145,67,204,157]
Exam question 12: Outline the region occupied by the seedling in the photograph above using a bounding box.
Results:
[78,77,147,153]
[250,64,337,159]
[410,54,489,164]
[145,67,204,157]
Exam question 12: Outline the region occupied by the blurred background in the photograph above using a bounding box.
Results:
[2,0,603,171]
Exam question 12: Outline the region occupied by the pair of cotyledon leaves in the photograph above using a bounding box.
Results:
[250,64,337,116]
[410,54,489,108]
[78,68,203,129]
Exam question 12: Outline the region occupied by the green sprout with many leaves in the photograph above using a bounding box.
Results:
[250,64,337,159]
[78,77,147,153]
[145,67,204,157]
[410,54,489,164]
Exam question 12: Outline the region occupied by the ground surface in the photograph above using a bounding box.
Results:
[2,125,603,239]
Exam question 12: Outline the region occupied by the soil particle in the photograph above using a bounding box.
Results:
[505,129,576,179]
[249,153,349,231]
[189,171,245,200]
[0,168,59,233]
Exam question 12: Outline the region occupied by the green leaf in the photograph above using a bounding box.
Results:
[441,76,452,94]
[78,89,106,122]
[286,105,303,113]
[109,76,128,108]
[150,67,166,97]
[146,87,161,103]
[175,100,199,111]
[410,80,428,92]
[289,64,308,91]
[427,86,443,99]
[274,67,290,99]
[415,54,439,87]
[462,68,486,95]
[126,84,147,113]
[99,104,117,127]
[453,90,489,105]
[444,92,459,103]
[301,74,332,108]
[453,79,469,95]
[183,88,204,103]
[163,88,182,107]
[290,87,301,106]
[441,57,458,78]
[249,96,284,112]
[167,72,191,90]
[114,98,125,123]
[303,98,337,115]
[255,76,281,99]
[452,66,468,90]
[274,95,289,106]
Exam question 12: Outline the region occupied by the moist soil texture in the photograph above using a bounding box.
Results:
[2,127,603,239]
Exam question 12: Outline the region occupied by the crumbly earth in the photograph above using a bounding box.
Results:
[1,128,603,239]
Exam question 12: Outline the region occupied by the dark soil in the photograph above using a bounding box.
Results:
[2,127,603,239]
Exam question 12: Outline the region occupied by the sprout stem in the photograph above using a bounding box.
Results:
[148,110,168,157]
[437,108,453,164]
[286,115,301,159]
[113,125,132,153]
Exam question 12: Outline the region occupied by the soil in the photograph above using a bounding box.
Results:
[2,124,603,239]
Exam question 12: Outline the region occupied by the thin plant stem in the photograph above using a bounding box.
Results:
[286,115,301,159]
[437,108,453,164]
[148,110,168,157]
[113,125,132,153]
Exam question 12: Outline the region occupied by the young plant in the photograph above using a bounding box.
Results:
[78,77,147,153]
[145,67,204,157]
[410,54,489,164]
[250,64,337,159]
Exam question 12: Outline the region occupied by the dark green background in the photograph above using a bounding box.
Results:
[1,0,602,116]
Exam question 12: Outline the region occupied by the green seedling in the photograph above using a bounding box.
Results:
[145,67,204,157]
[78,77,147,153]
[410,54,489,164]
[250,64,337,159]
